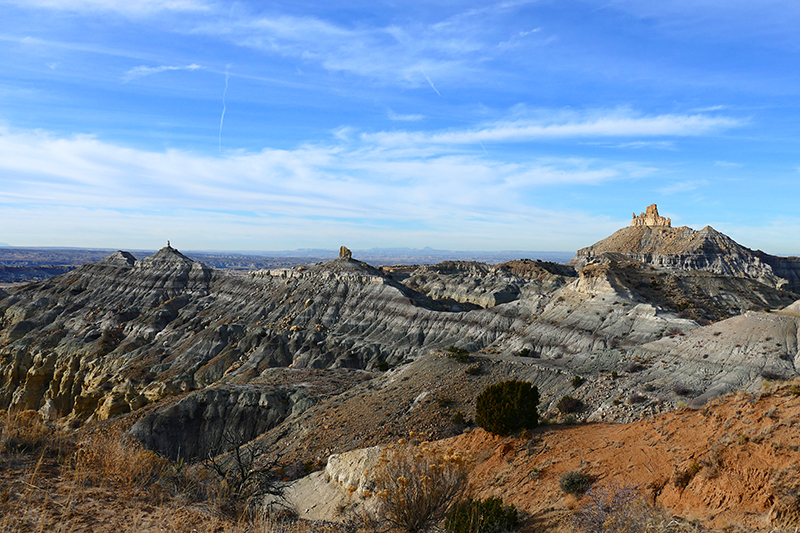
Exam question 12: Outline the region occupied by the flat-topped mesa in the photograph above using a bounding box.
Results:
[632,204,671,228]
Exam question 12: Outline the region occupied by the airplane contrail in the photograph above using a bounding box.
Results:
[218,68,230,154]
[421,69,442,97]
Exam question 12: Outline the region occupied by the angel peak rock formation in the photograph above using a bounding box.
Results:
[631,203,671,227]
[573,208,800,292]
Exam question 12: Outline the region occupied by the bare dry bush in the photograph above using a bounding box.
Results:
[769,465,800,529]
[573,484,706,533]
[373,441,469,533]
[203,430,288,520]
[259,516,355,533]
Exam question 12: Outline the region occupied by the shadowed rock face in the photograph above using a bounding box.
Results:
[129,385,294,461]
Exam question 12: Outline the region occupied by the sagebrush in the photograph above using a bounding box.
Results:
[373,441,469,533]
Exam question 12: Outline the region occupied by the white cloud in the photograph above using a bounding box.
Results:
[714,160,743,168]
[613,140,676,150]
[387,110,424,122]
[123,63,203,81]
[498,27,544,48]
[657,179,708,195]
[0,125,638,250]
[692,105,728,112]
[190,7,515,86]
[4,0,208,15]
[362,110,742,147]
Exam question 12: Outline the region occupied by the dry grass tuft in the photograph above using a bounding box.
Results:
[71,430,169,489]
[0,409,72,457]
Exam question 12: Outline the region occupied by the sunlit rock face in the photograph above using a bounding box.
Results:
[631,204,671,227]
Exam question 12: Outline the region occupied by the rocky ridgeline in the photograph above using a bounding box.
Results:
[1,218,799,464]
[571,217,800,292]
[0,246,553,435]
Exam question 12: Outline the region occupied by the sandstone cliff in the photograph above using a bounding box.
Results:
[631,203,671,227]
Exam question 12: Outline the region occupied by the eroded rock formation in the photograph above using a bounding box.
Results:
[1,222,799,468]
[631,203,671,227]
[572,222,800,292]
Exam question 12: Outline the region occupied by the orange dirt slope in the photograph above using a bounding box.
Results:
[447,381,800,532]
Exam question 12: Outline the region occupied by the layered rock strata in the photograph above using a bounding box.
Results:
[571,224,800,292]
[1,229,799,465]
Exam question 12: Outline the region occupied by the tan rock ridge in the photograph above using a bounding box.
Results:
[631,203,671,227]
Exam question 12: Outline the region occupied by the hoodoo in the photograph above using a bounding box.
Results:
[631,203,671,227]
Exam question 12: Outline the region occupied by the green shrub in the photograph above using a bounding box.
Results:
[673,461,701,490]
[445,496,518,533]
[571,376,584,388]
[446,346,471,363]
[465,365,481,376]
[556,396,582,414]
[97,325,124,355]
[516,348,531,358]
[436,396,455,408]
[376,361,390,372]
[475,380,538,436]
[559,470,594,496]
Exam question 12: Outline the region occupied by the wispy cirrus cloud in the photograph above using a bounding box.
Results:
[0,125,637,249]
[387,110,424,122]
[189,4,552,86]
[361,110,743,147]
[613,140,676,150]
[3,0,209,15]
[658,179,708,195]
[123,63,202,81]
[201,13,481,85]
[714,160,743,168]
[497,27,543,49]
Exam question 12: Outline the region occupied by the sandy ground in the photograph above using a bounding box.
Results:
[448,381,800,532]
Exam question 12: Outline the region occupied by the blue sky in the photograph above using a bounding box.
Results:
[2,0,800,254]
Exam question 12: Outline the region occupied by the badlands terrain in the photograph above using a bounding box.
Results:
[2,206,800,532]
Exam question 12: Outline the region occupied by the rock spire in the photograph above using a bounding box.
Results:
[631,204,671,227]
